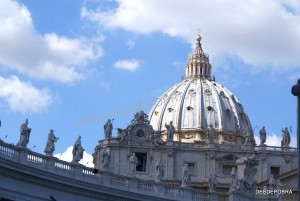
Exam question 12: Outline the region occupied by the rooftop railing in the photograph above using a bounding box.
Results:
[0,140,216,201]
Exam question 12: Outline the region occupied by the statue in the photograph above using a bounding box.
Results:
[155,159,163,182]
[281,127,291,147]
[128,153,138,176]
[153,131,166,146]
[132,111,149,124]
[259,126,266,145]
[72,136,84,163]
[44,129,59,156]
[236,153,259,192]
[100,147,110,171]
[275,179,286,199]
[104,119,113,139]
[269,174,276,191]
[230,167,238,191]
[243,126,255,146]
[181,163,191,187]
[209,168,217,192]
[165,121,175,141]
[207,125,215,144]
[116,128,128,143]
[17,119,31,148]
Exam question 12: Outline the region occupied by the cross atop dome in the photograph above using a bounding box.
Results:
[185,35,212,79]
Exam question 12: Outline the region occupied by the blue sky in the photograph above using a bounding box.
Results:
[0,0,299,165]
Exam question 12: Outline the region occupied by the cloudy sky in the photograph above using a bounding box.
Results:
[0,0,299,166]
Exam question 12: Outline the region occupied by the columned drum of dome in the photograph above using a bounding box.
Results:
[149,36,253,144]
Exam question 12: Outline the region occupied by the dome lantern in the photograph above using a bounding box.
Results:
[185,35,212,79]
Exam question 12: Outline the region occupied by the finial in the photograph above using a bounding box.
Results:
[196,35,201,42]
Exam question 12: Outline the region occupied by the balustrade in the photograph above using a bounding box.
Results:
[0,140,296,201]
[110,174,129,190]
[0,142,18,158]
[137,180,155,193]
[55,161,74,176]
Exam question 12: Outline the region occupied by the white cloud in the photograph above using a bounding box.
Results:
[0,0,102,83]
[126,39,135,49]
[113,59,140,71]
[0,75,53,113]
[82,0,300,69]
[54,146,94,168]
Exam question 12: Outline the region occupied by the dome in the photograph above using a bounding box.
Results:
[148,35,253,144]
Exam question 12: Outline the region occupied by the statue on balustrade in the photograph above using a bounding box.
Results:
[165,121,175,141]
[104,119,113,139]
[116,128,128,143]
[72,136,85,163]
[153,131,166,146]
[259,126,266,145]
[128,153,138,176]
[181,163,191,187]
[281,127,291,147]
[230,167,238,191]
[17,119,31,148]
[44,129,59,156]
[209,168,217,192]
[101,147,110,171]
[207,125,215,144]
[155,159,164,182]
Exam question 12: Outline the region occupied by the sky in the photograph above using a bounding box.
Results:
[0,0,299,167]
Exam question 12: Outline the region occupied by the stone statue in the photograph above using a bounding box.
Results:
[116,128,128,143]
[181,163,191,187]
[243,126,255,146]
[17,119,31,148]
[209,168,217,192]
[230,167,238,191]
[269,174,276,191]
[44,129,59,156]
[101,147,110,171]
[128,153,138,176]
[207,125,215,144]
[259,126,266,145]
[155,159,163,182]
[104,119,113,139]
[165,121,175,141]
[281,127,291,147]
[132,111,149,124]
[236,153,259,192]
[275,179,286,199]
[153,131,166,146]
[72,136,84,163]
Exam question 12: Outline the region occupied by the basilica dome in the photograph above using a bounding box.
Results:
[148,36,253,144]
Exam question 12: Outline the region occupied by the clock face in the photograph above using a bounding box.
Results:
[132,125,149,142]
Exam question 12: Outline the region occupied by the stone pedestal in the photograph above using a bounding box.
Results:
[242,145,253,151]
[282,146,290,152]
[258,144,266,150]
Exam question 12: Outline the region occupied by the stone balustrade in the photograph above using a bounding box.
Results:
[0,140,214,201]
[0,139,295,201]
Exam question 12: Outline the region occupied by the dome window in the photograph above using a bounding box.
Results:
[225,108,230,114]
[207,106,214,111]
[186,106,193,111]
[205,89,211,95]
[154,111,159,115]
[168,108,174,112]
[189,89,196,96]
